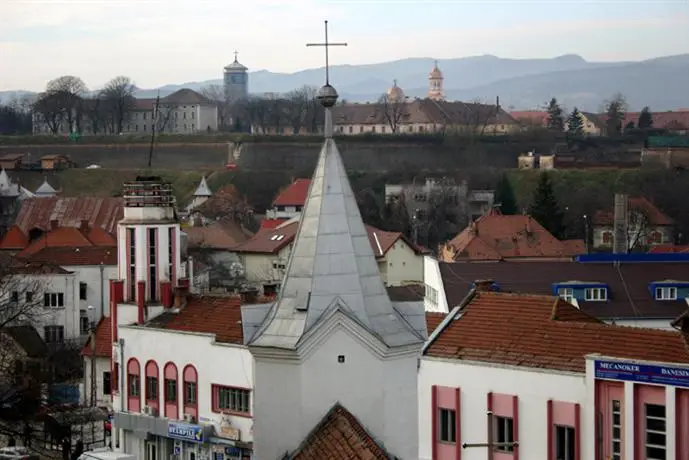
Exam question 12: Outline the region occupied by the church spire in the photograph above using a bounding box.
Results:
[249,21,423,350]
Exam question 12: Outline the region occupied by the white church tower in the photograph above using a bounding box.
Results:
[247,22,425,460]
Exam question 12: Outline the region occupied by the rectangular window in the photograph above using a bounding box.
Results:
[212,385,250,414]
[129,374,140,397]
[146,376,158,401]
[103,371,112,395]
[438,408,456,443]
[558,287,574,303]
[129,227,136,300]
[655,287,677,301]
[555,425,575,460]
[10,291,18,302]
[80,316,89,334]
[79,282,87,300]
[43,325,64,343]
[494,416,514,453]
[149,228,157,302]
[585,287,607,301]
[612,399,622,460]
[165,378,177,402]
[168,227,174,280]
[43,292,65,308]
[645,404,666,460]
[425,284,438,304]
[184,381,197,405]
[25,291,33,302]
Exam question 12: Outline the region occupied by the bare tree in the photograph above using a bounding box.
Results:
[463,100,497,137]
[626,208,654,252]
[240,97,272,134]
[101,76,136,134]
[33,93,63,134]
[284,86,312,135]
[45,76,88,134]
[200,84,232,130]
[376,93,408,134]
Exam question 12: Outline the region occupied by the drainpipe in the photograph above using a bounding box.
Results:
[118,337,125,451]
[100,263,105,319]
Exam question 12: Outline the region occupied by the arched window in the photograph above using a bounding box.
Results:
[127,358,141,412]
[650,231,662,244]
[164,362,178,419]
[145,360,159,409]
[183,365,198,418]
[602,231,613,245]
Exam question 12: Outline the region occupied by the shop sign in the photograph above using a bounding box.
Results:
[595,360,689,388]
[168,422,204,443]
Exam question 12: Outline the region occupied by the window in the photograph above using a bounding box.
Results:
[168,227,175,280]
[602,231,613,245]
[25,291,33,302]
[79,282,87,300]
[145,375,158,401]
[585,287,607,301]
[149,228,157,302]
[191,112,195,119]
[80,316,89,335]
[611,399,622,460]
[650,231,662,244]
[44,325,64,343]
[494,416,514,452]
[212,385,250,414]
[555,425,575,460]
[272,260,286,270]
[381,126,386,133]
[165,378,177,402]
[103,372,112,395]
[10,291,18,302]
[425,284,438,304]
[655,287,677,301]
[128,228,136,300]
[349,126,353,133]
[184,381,197,405]
[558,288,574,303]
[43,292,64,307]
[645,404,666,460]
[129,374,140,397]
[438,408,456,443]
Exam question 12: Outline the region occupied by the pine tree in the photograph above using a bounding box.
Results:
[528,172,564,239]
[566,108,585,137]
[546,98,565,132]
[605,93,627,136]
[494,173,517,215]
[638,106,654,129]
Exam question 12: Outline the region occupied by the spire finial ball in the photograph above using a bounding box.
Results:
[317,84,338,108]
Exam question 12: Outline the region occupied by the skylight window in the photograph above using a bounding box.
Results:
[270,234,285,241]
[585,287,607,301]
[655,287,677,301]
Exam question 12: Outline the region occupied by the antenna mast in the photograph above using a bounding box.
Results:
[147,92,160,169]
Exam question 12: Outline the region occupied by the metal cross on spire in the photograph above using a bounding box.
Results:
[306,20,347,85]
[234,50,239,61]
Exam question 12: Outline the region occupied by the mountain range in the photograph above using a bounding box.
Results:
[3,54,689,112]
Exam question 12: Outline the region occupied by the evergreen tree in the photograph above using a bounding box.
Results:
[566,107,585,137]
[624,121,636,134]
[546,98,565,132]
[638,106,653,129]
[605,93,627,136]
[528,172,564,239]
[494,173,518,215]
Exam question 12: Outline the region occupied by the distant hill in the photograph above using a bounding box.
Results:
[2,54,688,111]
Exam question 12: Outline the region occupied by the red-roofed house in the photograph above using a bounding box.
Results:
[265,178,311,221]
[593,195,674,251]
[440,209,585,262]
[232,218,429,294]
[419,287,689,460]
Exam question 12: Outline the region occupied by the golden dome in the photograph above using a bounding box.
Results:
[387,80,405,102]
[429,60,443,79]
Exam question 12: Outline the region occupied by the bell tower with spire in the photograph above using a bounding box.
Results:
[247,21,425,460]
[428,59,445,100]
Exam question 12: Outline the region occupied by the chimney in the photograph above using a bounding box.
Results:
[526,216,533,234]
[613,193,629,254]
[50,219,59,231]
[496,96,501,111]
[136,281,146,324]
[79,219,90,232]
[474,279,495,292]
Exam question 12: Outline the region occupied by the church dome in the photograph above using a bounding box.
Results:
[387,80,405,102]
[429,60,443,79]
[224,52,248,72]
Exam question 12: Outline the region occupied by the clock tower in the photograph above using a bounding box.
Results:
[223,51,249,102]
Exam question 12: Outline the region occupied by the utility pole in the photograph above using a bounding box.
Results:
[147,92,161,169]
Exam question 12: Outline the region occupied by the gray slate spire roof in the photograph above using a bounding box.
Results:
[249,132,424,350]
[35,177,57,197]
[193,176,212,197]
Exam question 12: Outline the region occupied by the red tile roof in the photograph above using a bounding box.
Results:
[426,312,446,335]
[272,179,311,207]
[617,110,689,131]
[648,244,689,254]
[5,256,72,275]
[425,291,689,373]
[593,196,674,226]
[21,246,117,266]
[80,317,112,357]
[287,403,393,460]
[185,219,253,250]
[510,111,549,126]
[259,218,286,230]
[233,220,425,257]
[443,210,584,261]
[144,295,244,344]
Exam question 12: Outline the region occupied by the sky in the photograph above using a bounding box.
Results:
[1,0,689,92]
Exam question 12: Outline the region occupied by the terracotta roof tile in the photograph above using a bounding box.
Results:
[648,244,689,254]
[80,317,112,357]
[437,261,689,320]
[593,196,674,226]
[22,246,117,266]
[288,403,393,460]
[5,255,72,275]
[259,218,286,230]
[272,179,312,207]
[426,312,447,335]
[185,219,253,250]
[510,111,549,126]
[444,211,583,261]
[425,291,689,373]
[144,295,244,344]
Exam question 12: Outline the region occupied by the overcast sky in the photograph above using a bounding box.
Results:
[1,0,688,92]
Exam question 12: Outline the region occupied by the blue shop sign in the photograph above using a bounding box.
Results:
[595,360,689,388]
[168,422,204,443]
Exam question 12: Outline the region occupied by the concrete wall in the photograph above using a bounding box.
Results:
[423,256,449,313]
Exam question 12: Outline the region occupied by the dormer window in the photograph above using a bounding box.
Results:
[655,287,677,300]
[558,288,574,303]
[585,287,607,301]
